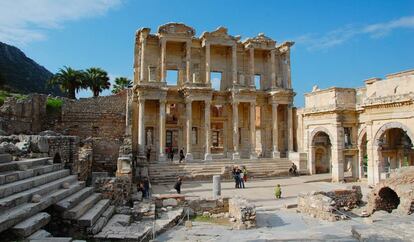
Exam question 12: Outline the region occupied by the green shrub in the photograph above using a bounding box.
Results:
[46,97,63,114]
[0,90,27,106]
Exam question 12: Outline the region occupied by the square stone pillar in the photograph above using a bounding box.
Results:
[158,99,166,161]
[232,44,238,85]
[249,48,255,87]
[186,40,191,83]
[138,97,146,156]
[204,100,212,160]
[331,126,344,182]
[205,43,211,85]
[250,102,258,159]
[271,102,280,158]
[287,104,294,153]
[185,99,193,161]
[139,37,147,82]
[232,101,240,160]
[160,38,167,83]
[270,50,276,88]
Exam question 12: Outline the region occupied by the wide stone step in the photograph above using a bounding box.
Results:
[0,164,64,186]
[0,169,70,199]
[0,157,51,172]
[29,237,75,242]
[0,175,80,213]
[11,212,51,238]
[63,193,102,220]
[0,181,83,233]
[78,199,110,227]
[54,187,94,212]
[28,229,52,239]
[87,205,115,235]
[0,154,12,163]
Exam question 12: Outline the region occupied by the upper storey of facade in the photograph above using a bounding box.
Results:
[133,23,294,92]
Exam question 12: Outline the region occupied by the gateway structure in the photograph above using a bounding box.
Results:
[130,23,297,162]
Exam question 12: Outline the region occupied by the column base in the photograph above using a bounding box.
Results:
[272,151,280,158]
[185,153,193,162]
[249,152,258,160]
[232,152,240,160]
[158,153,167,162]
[204,153,212,160]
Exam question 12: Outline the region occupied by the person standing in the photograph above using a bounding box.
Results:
[274,184,282,199]
[239,168,245,189]
[174,177,182,194]
[179,148,185,163]
[242,166,248,182]
[143,177,150,198]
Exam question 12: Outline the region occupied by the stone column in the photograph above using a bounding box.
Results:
[204,100,212,160]
[205,42,211,85]
[309,146,316,174]
[139,37,147,82]
[158,99,166,161]
[185,99,193,161]
[331,126,344,182]
[287,50,292,88]
[186,40,191,83]
[160,38,167,83]
[287,104,294,152]
[249,102,257,159]
[271,102,280,158]
[232,101,240,160]
[270,50,276,88]
[138,97,145,156]
[249,48,255,86]
[213,175,221,199]
[232,44,238,85]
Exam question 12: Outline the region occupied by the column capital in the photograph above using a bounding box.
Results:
[137,96,145,103]
[160,37,167,46]
[185,98,193,105]
[159,99,166,105]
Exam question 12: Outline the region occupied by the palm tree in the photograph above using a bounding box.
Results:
[111,77,132,94]
[48,66,84,99]
[83,68,110,97]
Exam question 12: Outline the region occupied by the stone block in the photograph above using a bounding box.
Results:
[11,212,51,237]
[162,198,178,207]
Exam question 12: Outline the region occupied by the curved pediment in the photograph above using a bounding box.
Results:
[157,23,195,37]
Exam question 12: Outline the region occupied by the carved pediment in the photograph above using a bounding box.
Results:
[201,26,240,44]
[158,23,195,37]
[243,33,276,49]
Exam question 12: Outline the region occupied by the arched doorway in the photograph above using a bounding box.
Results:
[53,153,62,163]
[376,187,400,213]
[312,131,332,174]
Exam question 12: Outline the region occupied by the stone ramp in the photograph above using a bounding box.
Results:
[149,158,292,184]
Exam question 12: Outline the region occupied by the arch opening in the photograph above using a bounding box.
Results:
[312,131,332,174]
[376,187,400,213]
[53,153,62,164]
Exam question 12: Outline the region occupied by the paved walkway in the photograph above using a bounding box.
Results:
[152,174,370,210]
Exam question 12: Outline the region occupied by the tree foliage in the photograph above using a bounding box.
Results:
[112,77,132,94]
[83,68,110,97]
[48,66,84,99]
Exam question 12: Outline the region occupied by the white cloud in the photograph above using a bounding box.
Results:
[296,16,414,50]
[0,0,122,46]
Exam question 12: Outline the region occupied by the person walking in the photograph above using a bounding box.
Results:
[174,177,182,194]
[179,148,185,163]
[274,184,282,199]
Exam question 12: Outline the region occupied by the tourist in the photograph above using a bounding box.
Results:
[179,148,185,163]
[143,177,150,198]
[289,162,298,176]
[174,177,182,194]
[239,168,245,189]
[146,146,151,162]
[137,182,145,201]
[169,146,174,162]
[274,184,282,199]
[242,166,248,182]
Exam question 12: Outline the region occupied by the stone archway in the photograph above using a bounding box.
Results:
[309,127,333,175]
[53,153,62,163]
[377,187,400,213]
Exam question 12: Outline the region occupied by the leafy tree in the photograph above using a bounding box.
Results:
[48,66,84,99]
[111,77,132,94]
[83,67,110,97]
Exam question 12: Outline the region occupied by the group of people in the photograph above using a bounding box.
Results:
[232,166,248,189]
[164,147,186,163]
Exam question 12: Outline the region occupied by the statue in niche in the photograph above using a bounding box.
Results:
[146,128,153,145]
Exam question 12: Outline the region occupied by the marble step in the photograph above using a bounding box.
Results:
[0,175,80,213]
[0,154,12,163]
[78,199,110,227]
[87,205,115,235]
[29,237,75,242]
[54,187,94,212]
[28,229,52,240]
[0,157,51,172]
[0,163,64,186]
[0,169,70,199]
[11,212,51,238]
[0,181,82,233]
[62,193,102,220]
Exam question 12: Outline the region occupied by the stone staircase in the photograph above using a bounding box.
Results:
[0,154,113,241]
[148,158,293,184]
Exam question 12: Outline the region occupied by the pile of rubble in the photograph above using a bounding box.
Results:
[297,186,362,221]
[228,197,256,229]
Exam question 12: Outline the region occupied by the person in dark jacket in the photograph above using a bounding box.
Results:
[174,177,182,194]
[179,148,185,163]
[143,177,150,198]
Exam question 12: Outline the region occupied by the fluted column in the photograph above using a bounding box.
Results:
[205,42,211,85]
[160,38,167,83]
[232,101,240,160]
[232,44,238,85]
[249,48,254,86]
[139,37,147,82]
[272,102,280,158]
[158,99,166,161]
[271,50,276,88]
[250,102,257,159]
[186,40,191,83]
[185,99,193,161]
[204,100,212,160]
[287,104,294,152]
[138,97,145,156]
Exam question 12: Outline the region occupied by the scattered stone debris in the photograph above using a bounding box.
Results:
[228,197,256,229]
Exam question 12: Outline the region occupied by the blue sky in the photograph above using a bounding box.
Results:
[1,0,413,106]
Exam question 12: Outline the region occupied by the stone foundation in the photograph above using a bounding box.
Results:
[228,197,256,229]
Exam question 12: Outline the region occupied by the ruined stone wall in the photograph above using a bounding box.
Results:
[91,138,121,175]
[60,92,126,140]
[94,176,132,206]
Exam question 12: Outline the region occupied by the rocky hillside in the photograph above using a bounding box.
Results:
[0,42,62,96]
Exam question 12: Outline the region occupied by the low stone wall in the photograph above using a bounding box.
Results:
[228,197,256,229]
[187,198,229,215]
[94,176,132,206]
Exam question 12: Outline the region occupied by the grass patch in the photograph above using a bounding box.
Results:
[0,90,28,106]
[191,215,232,226]
[46,97,63,114]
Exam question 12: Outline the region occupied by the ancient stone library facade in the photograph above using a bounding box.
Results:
[130,23,296,162]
